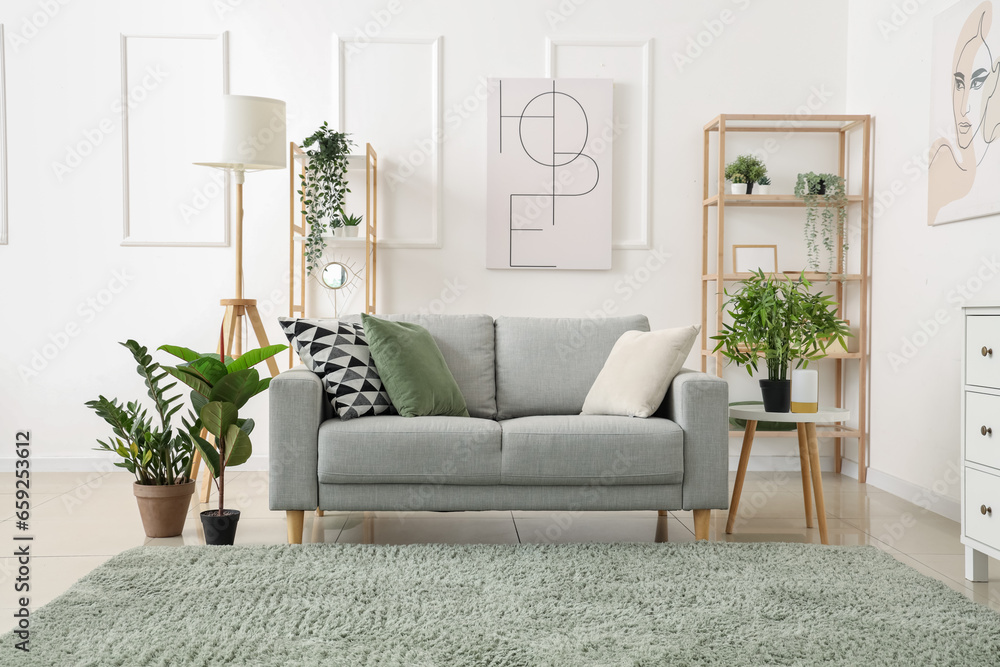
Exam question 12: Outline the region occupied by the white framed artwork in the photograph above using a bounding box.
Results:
[733,244,777,274]
[120,32,230,246]
[929,1,1000,225]
[487,78,613,269]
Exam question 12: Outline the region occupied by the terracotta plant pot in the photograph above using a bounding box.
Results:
[133,480,195,538]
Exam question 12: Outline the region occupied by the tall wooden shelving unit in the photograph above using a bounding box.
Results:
[701,114,872,482]
[288,142,378,367]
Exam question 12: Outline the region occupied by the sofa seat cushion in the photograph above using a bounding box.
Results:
[499,415,683,486]
[318,416,501,485]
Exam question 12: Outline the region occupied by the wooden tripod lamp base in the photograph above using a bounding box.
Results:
[189,297,281,504]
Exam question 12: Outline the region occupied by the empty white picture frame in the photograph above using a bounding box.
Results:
[120,32,230,246]
[733,244,777,274]
[0,25,7,245]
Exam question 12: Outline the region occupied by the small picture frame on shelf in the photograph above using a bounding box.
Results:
[732,244,777,274]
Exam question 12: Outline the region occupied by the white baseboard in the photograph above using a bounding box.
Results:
[0,456,270,473]
[862,467,961,522]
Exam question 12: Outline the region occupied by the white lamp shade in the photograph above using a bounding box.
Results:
[194,94,286,171]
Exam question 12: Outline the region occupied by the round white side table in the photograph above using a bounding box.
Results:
[727,405,851,545]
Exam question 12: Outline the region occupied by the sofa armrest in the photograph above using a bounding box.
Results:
[665,369,729,510]
[268,366,323,510]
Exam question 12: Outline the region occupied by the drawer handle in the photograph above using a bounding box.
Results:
[983,346,994,357]
[982,505,993,516]
[982,426,993,436]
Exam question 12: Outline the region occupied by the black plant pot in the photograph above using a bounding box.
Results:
[200,509,241,545]
[809,179,827,196]
[746,181,754,195]
[759,379,791,413]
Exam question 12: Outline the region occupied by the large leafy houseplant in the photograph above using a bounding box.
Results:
[86,340,193,485]
[711,270,851,382]
[159,341,286,539]
[299,122,355,274]
[794,172,848,279]
[85,340,195,537]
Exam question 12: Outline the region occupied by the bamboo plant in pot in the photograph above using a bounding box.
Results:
[85,340,195,538]
[160,339,286,545]
[711,270,851,412]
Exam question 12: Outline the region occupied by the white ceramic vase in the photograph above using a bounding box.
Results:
[791,369,818,413]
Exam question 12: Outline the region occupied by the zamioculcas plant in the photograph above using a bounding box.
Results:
[159,338,286,520]
[86,340,193,486]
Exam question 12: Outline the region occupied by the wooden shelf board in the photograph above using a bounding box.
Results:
[702,349,861,360]
[703,194,863,207]
[702,272,862,282]
[704,114,870,132]
[292,235,365,244]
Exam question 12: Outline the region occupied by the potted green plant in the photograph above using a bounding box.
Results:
[794,172,848,279]
[299,122,355,273]
[730,173,747,195]
[341,210,363,238]
[711,270,851,412]
[755,174,771,195]
[85,340,195,538]
[159,340,286,545]
[725,154,768,194]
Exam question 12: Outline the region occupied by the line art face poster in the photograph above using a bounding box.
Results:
[929,0,1000,225]
[487,78,613,269]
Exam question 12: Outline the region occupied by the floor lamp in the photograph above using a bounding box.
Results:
[190,94,287,503]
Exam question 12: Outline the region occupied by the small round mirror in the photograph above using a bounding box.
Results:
[320,262,349,290]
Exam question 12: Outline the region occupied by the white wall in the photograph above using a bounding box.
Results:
[845,0,998,512]
[0,0,849,471]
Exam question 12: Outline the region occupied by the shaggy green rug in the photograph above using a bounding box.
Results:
[3,543,998,666]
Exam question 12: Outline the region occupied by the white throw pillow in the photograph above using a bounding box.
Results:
[581,325,700,418]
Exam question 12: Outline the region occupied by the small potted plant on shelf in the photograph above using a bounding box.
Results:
[299,122,355,273]
[711,270,851,412]
[730,173,748,195]
[795,172,848,280]
[725,154,768,194]
[85,340,195,538]
[159,337,286,545]
[341,210,363,237]
[755,174,771,195]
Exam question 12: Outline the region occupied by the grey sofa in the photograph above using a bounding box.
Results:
[269,314,729,543]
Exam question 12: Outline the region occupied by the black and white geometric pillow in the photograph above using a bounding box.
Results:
[277,318,393,420]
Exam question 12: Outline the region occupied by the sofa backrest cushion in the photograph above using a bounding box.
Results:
[343,313,497,419]
[494,315,650,419]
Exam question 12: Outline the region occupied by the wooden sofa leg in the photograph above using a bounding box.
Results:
[693,509,711,541]
[287,510,305,544]
[315,508,325,517]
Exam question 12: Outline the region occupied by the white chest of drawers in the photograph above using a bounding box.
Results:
[963,307,1000,581]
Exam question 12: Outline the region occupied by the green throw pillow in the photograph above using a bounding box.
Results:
[361,314,470,418]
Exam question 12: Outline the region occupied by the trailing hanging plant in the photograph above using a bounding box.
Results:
[299,122,355,274]
[794,172,848,280]
[711,270,851,381]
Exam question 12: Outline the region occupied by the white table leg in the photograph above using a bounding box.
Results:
[966,546,989,582]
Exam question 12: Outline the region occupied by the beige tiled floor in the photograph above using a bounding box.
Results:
[0,470,997,631]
